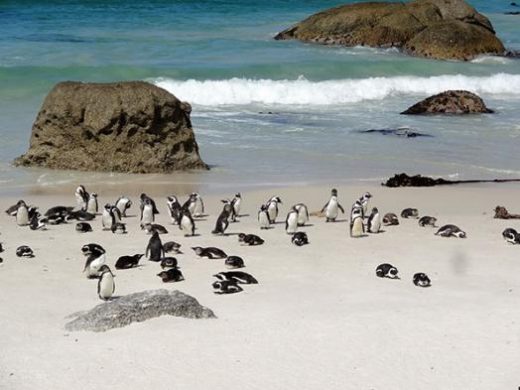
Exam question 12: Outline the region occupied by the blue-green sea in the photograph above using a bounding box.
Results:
[1,0,520,193]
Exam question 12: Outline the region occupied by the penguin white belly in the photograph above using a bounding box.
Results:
[296,206,309,225]
[98,274,115,300]
[16,208,29,226]
[326,202,339,220]
[369,215,381,233]
[286,213,298,234]
[87,199,97,214]
[259,212,270,228]
[188,202,196,216]
[86,254,106,278]
[180,216,193,234]
[101,211,112,229]
[141,206,154,225]
[267,203,278,222]
[233,199,241,216]
[351,217,364,237]
[75,194,85,209]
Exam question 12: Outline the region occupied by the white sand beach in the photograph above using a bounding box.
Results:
[1,183,520,390]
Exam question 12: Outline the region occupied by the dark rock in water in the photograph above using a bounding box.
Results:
[359,128,432,138]
[15,81,208,173]
[65,289,216,332]
[383,173,520,187]
[274,0,505,61]
[401,90,493,115]
[504,50,520,58]
[504,11,520,15]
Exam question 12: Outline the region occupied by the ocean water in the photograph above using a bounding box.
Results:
[1,0,520,194]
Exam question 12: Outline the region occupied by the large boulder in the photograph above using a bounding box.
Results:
[65,289,216,332]
[15,81,208,173]
[401,90,493,114]
[274,0,505,61]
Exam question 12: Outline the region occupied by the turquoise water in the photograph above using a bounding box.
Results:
[1,1,520,193]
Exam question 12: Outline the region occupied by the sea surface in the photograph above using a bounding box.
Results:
[1,0,520,194]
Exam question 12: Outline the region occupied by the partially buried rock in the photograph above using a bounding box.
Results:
[65,289,216,332]
[401,90,493,115]
[275,0,505,61]
[15,81,208,173]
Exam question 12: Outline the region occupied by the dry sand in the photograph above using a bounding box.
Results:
[1,183,520,390]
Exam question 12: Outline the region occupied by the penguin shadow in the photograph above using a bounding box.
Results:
[299,223,314,227]
[351,234,369,238]
[328,219,348,223]
[184,233,201,237]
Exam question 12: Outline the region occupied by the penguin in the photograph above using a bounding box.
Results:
[178,209,196,236]
[16,245,34,258]
[376,263,399,279]
[291,231,309,246]
[157,268,184,283]
[140,198,155,227]
[15,200,30,226]
[502,228,520,244]
[76,222,93,233]
[359,192,372,217]
[413,273,431,287]
[111,222,127,234]
[115,196,132,217]
[418,216,437,227]
[66,210,96,221]
[293,203,309,226]
[212,204,231,235]
[183,193,198,216]
[213,271,258,284]
[42,213,66,225]
[140,193,159,215]
[115,254,143,269]
[238,233,264,246]
[166,196,182,224]
[160,257,178,269]
[212,280,243,294]
[193,193,205,217]
[266,196,282,223]
[163,241,182,254]
[97,265,115,300]
[401,208,419,219]
[142,223,169,235]
[101,204,113,230]
[350,207,365,238]
[225,256,245,269]
[367,207,381,233]
[382,213,399,226]
[285,207,299,234]
[86,193,98,214]
[321,189,344,222]
[44,206,74,218]
[435,224,466,238]
[29,213,46,231]
[191,246,227,259]
[230,193,241,222]
[258,204,271,229]
[81,243,106,278]
[75,185,89,211]
[146,231,164,262]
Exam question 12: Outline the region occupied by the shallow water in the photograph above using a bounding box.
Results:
[1,1,520,194]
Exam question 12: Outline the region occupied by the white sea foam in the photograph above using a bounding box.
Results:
[152,73,520,106]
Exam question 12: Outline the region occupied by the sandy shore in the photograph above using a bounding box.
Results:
[1,182,520,390]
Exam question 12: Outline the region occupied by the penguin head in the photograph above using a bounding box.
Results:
[331,188,338,196]
[98,265,114,276]
[16,200,27,208]
[238,233,246,242]
[91,193,98,199]
[371,207,379,214]
[191,247,203,255]
[388,267,399,279]
[235,193,241,198]
[363,192,372,200]
[454,231,467,238]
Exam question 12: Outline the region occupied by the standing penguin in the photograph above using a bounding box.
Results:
[101,204,113,230]
[140,198,155,227]
[367,207,381,233]
[193,193,205,217]
[97,265,115,300]
[183,194,198,216]
[258,204,270,229]
[212,204,232,235]
[81,243,106,278]
[230,193,242,222]
[350,207,365,238]
[15,200,30,226]
[140,193,159,216]
[359,192,372,217]
[321,189,345,222]
[293,203,309,226]
[75,185,89,211]
[146,231,164,262]
[115,196,132,217]
[285,207,299,234]
[166,196,182,224]
[266,196,282,224]
[179,209,196,236]
[86,193,98,214]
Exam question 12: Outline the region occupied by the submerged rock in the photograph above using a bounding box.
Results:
[15,81,208,173]
[65,289,216,332]
[274,0,505,61]
[401,90,493,115]
[359,128,432,138]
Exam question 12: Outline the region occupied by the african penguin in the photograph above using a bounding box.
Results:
[76,222,93,233]
[285,207,299,234]
[291,232,309,246]
[382,213,399,226]
[75,185,89,211]
[502,228,520,244]
[157,268,184,283]
[142,223,168,234]
[140,197,155,226]
[191,246,227,259]
[146,231,164,262]
[230,193,241,222]
[213,271,258,284]
[413,273,431,287]
[375,263,399,279]
[166,196,182,224]
[179,209,196,236]
[163,241,182,254]
[266,196,282,223]
[15,200,30,226]
[367,207,381,233]
[258,204,271,229]
[16,245,34,258]
[401,208,419,219]
[321,189,344,222]
[81,243,106,278]
[212,280,243,294]
[160,257,178,269]
[238,233,264,246]
[293,203,310,226]
[97,265,115,300]
[225,256,245,269]
[86,193,98,214]
[115,196,132,217]
[418,216,437,227]
[212,204,231,235]
[435,224,466,238]
[350,207,365,238]
[140,193,159,215]
[115,254,144,269]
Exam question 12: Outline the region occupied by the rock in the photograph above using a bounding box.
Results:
[383,173,450,187]
[274,0,505,61]
[15,81,208,173]
[401,90,493,115]
[359,128,432,137]
[65,289,216,332]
